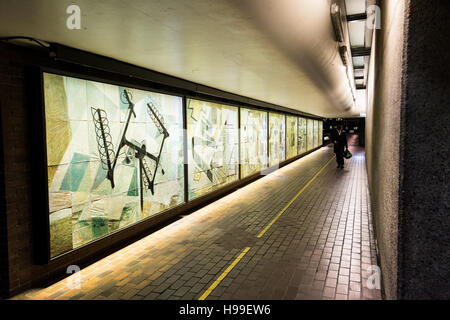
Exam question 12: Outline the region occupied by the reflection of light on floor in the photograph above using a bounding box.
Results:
[25,147,330,300]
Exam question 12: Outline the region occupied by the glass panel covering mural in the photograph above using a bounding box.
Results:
[286,116,298,159]
[187,99,239,200]
[297,117,307,155]
[314,120,319,148]
[269,112,286,166]
[43,72,184,258]
[240,108,268,178]
[307,118,314,150]
[319,121,323,145]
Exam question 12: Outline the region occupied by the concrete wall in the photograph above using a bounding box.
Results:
[367,0,450,299]
[0,101,9,297]
[0,43,41,296]
[366,0,407,300]
[398,0,450,299]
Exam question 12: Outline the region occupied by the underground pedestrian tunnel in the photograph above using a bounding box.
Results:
[0,0,448,300]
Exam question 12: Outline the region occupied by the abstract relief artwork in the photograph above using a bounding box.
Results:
[307,118,314,151]
[240,108,268,178]
[187,99,239,200]
[44,73,184,258]
[268,112,286,167]
[286,116,298,159]
[298,117,307,155]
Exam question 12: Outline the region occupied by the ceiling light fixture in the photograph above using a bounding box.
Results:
[339,45,348,66]
[330,0,357,108]
[330,3,344,43]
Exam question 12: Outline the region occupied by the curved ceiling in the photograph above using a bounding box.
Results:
[0,0,361,117]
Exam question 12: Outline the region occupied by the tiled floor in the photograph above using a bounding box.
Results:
[13,135,382,300]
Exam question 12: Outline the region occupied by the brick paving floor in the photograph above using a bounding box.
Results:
[12,135,382,300]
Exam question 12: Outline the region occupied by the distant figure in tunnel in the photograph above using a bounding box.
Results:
[332,125,348,169]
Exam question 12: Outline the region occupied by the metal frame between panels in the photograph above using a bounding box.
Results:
[33,61,324,264]
[182,98,189,204]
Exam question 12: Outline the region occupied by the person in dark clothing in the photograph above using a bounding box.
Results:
[331,125,348,169]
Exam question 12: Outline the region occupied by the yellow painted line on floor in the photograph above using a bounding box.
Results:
[256,155,336,238]
[198,247,251,300]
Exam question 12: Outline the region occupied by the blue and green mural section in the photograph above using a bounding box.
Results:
[44,72,184,259]
[186,99,239,200]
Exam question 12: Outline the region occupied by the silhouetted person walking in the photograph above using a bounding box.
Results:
[332,125,348,169]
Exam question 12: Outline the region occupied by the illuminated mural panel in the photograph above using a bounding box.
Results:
[187,99,239,200]
[319,121,323,145]
[240,108,268,178]
[307,118,314,151]
[286,116,298,159]
[314,120,319,148]
[43,72,184,258]
[297,117,307,154]
[269,112,286,166]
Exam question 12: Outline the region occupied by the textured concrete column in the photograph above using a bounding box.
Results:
[0,109,8,298]
[366,0,407,300]
[366,0,450,299]
[398,0,450,299]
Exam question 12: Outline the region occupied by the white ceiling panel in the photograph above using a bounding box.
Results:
[348,20,366,47]
[353,56,365,68]
[0,0,362,117]
[354,69,365,77]
[345,0,366,15]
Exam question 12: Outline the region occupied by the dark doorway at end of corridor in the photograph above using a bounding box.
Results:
[324,118,365,148]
